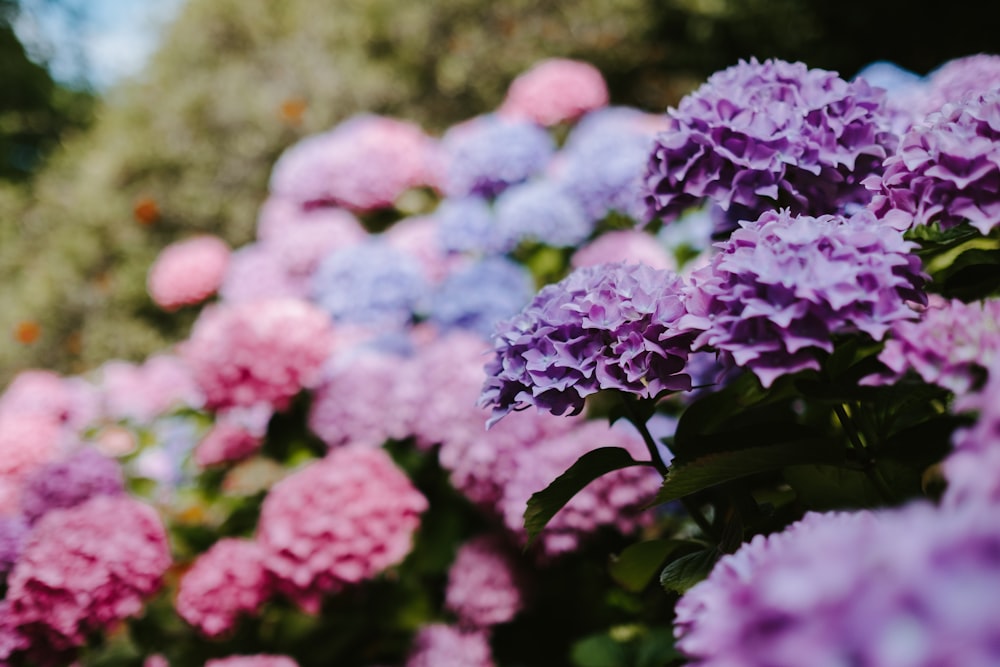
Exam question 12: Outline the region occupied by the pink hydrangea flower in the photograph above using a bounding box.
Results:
[405,624,495,667]
[147,235,231,311]
[205,656,299,667]
[0,413,63,513]
[98,354,204,423]
[4,496,170,660]
[445,535,524,628]
[0,369,99,433]
[495,420,661,556]
[571,230,676,271]
[500,58,609,126]
[257,447,428,613]
[193,407,270,467]
[219,244,301,304]
[269,114,441,212]
[255,196,366,242]
[177,538,273,637]
[308,350,421,449]
[182,298,335,410]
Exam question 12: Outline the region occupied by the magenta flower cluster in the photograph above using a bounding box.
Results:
[2,496,170,663]
[481,261,696,422]
[869,89,1000,234]
[19,447,125,524]
[643,58,896,224]
[444,535,524,628]
[182,298,335,410]
[675,505,1000,667]
[256,447,428,613]
[176,538,272,638]
[869,296,1000,394]
[683,208,925,387]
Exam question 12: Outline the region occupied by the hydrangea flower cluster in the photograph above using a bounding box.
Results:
[3,496,170,662]
[868,90,1000,234]
[256,447,428,613]
[308,349,421,449]
[445,535,524,628]
[0,413,62,513]
[19,447,124,524]
[0,517,27,579]
[498,58,609,126]
[481,261,695,422]
[439,115,555,198]
[97,354,203,423]
[643,58,897,225]
[433,196,499,254]
[269,114,439,212]
[0,369,98,431]
[674,505,1000,667]
[868,296,1000,393]
[310,240,430,328]
[147,235,231,311]
[177,538,272,637]
[493,180,593,250]
[427,257,536,338]
[683,208,926,388]
[194,408,269,467]
[405,624,495,667]
[941,357,1000,506]
[571,230,675,271]
[205,656,299,667]
[182,298,335,409]
[556,107,665,222]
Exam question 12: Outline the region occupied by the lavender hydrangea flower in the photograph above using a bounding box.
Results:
[428,258,536,337]
[434,196,500,254]
[0,517,28,580]
[493,181,593,251]
[557,107,662,222]
[868,90,1000,234]
[481,262,696,422]
[310,240,430,327]
[866,296,1000,394]
[675,504,1000,667]
[440,115,555,198]
[682,208,925,388]
[19,448,125,524]
[644,58,897,227]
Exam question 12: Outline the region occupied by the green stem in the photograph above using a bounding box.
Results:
[619,396,717,539]
[834,403,866,451]
[619,396,669,476]
[834,403,895,504]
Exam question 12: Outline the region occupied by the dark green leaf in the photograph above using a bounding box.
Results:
[609,539,699,592]
[933,246,1000,301]
[653,439,844,505]
[660,548,719,594]
[571,633,627,667]
[636,627,684,667]
[524,447,648,544]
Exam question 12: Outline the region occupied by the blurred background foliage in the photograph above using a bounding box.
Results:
[1,0,998,384]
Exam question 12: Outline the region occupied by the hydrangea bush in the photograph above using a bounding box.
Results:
[1,53,1000,667]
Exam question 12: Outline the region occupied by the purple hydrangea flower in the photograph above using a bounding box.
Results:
[310,240,430,327]
[644,58,897,227]
[440,115,555,198]
[481,262,696,422]
[682,208,926,388]
[19,448,125,524]
[434,196,501,254]
[942,356,1000,507]
[0,516,28,579]
[868,90,1000,234]
[428,258,536,337]
[866,296,1000,394]
[493,180,593,251]
[924,54,1000,113]
[557,107,661,221]
[675,503,1000,667]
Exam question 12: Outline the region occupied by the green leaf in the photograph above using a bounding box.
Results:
[653,439,844,505]
[571,633,628,667]
[524,447,647,545]
[659,548,719,594]
[636,627,684,667]
[609,539,699,592]
[933,245,1000,301]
